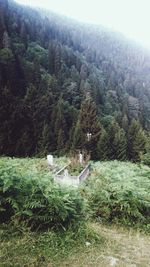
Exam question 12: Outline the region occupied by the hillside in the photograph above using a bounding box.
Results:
[0,0,150,158]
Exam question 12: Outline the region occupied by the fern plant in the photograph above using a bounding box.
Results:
[0,158,86,230]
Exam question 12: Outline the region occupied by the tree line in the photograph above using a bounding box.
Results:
[0,0,149,161]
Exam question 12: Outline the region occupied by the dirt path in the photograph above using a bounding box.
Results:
[60,223,150,267]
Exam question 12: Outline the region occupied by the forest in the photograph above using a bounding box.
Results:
[0,0,150,161]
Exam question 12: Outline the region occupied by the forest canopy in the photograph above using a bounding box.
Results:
[0,0,150,161]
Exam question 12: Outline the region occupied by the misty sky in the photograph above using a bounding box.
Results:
[16,0,150,48]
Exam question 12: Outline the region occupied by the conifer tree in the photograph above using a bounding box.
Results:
[141,133,150,166]
[3,31,11,49]
[107,121,127,160]
[133,130,146,161]
[53,97,67,153]
[73,93,101,159]
[37,123,50,156]
[72,121,85,150]
[57,128,66,154]
[114,127,127,160]
[122,114,129,132]
[48,43,54,74]
[97,128,109,160]
[54,44,61,75]
[128,119,146,161]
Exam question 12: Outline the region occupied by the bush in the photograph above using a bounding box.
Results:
[87,185,148,225]
[0,158,86,230]
[85,161,150,227]
[141,153,150,167]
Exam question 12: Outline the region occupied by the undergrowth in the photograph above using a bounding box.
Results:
[0,222,103,267]
[85,161,150,231]
[0,157,150,266]
[0,157,86,230]
[0,157,150,232]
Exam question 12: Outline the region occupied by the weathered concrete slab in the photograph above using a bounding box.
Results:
[54,164,90,187]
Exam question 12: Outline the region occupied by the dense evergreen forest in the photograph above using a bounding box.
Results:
[0,0,150,161]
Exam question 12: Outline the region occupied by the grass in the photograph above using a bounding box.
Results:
[0,222,103,267]
[0,222,150,267]
[60,223,150,267]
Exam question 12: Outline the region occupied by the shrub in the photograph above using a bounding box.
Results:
[87,185,148,225]
[0,158,86,230]
[85,161,150,227]
[141,153,150,167]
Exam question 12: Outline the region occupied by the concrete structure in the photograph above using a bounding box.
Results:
[47,155,54,166]
[54,164,90,187]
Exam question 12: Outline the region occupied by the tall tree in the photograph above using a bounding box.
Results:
[73,93,101,159]
[2,31,11,49]
[97,128,109,161]
[53,98,68,153]
[37,122,51,156]
[106,121,127,161]
[128,119,146,161]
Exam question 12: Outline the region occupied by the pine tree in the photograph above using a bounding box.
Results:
[107,121,127,160]
[57,128,66,154]
[2,31,11,49]
[122,114,129,132]
[54,44,61,75]
[128,119,146,161]
[0,5,6,47]
[48,41,55,74]
[73,93,101,159]
[141,133,150,166]
[53,98,67,153]
[20,22,28,49]
[37,123,51,156]
[114,127,127,160]
[72,121,85,150]
[97,128,109,161]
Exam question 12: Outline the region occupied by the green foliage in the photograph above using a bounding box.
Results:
[85,161,150,228]
[0,155,150,243]
[0,0,150,159]
[68,158,84,175]
[0,158,86,230]
[0,48,14,63]
[141,153,150,167]
[128,119,147,161]
[97,121,127,161]
[27,42,48,68]
[73,93,101,159]
[0,222,103,267]
[0,156,150,266]
[107,121,127,160]
[72,121,85,150]
[97,129,108,160]
[37,123,51,156]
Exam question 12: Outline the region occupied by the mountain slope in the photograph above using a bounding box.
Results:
[0,0,149,157]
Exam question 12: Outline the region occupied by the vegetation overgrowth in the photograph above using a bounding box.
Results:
[0,157,150,231]
[0,157,86,230]
[85,161,150,230]
[0,157,150,266]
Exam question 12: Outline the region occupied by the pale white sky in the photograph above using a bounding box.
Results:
[15,0,150,48]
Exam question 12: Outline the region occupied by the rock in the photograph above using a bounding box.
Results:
[85,241,91,246]
[107,256,119,266]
